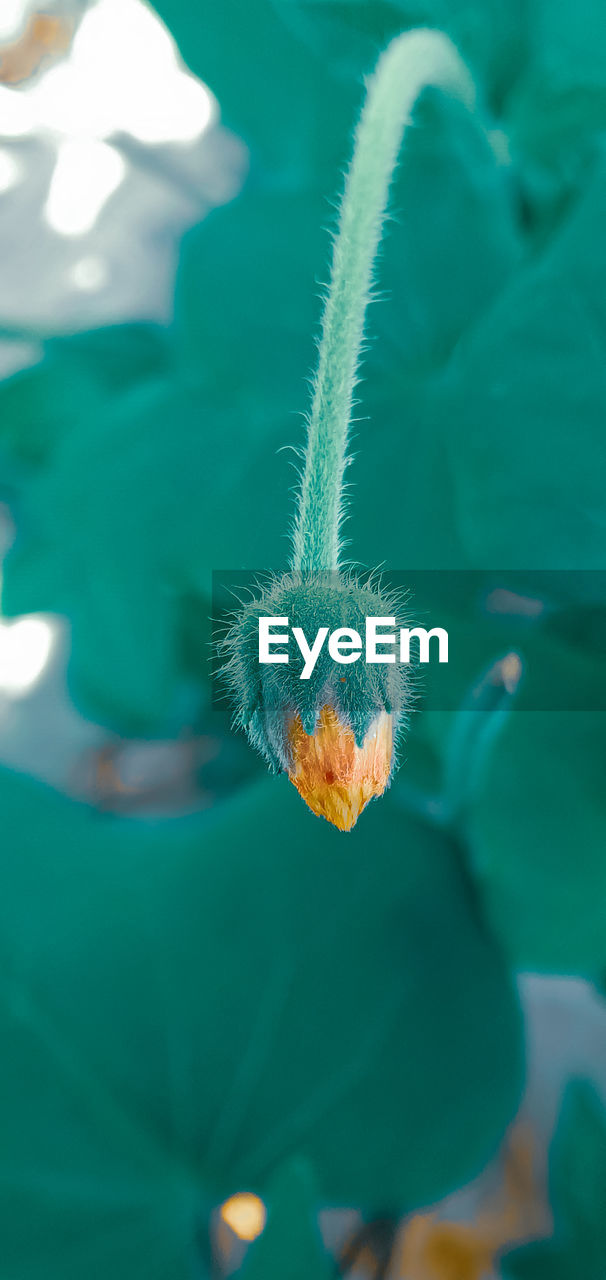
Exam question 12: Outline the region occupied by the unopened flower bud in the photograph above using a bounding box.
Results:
[221,573,411,830]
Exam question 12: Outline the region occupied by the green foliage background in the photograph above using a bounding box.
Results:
[1,0,606,1274]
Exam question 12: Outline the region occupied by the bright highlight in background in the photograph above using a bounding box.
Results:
[28,0,215,144]
[45,138,125,236]
[0,0,216,236]
[70,254,109,291]
[0,0,29,41]
[220,1193,267,1242]
[0,0,215,143]
[0,147,21,193]
[0,617,54,695]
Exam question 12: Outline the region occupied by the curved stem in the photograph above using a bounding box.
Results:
[291,29,475,574]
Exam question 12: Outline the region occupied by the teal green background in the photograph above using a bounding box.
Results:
[2,0,606,1274]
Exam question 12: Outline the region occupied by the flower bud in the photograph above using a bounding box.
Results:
[288,704,393,831]
[221,573,411,830]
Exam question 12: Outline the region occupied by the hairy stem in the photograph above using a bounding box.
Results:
[291,29,475,574]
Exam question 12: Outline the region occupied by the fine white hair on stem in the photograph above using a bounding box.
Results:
[290,28,476,575]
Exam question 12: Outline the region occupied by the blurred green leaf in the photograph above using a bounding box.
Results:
[507,0,606,171]
[503,1082,606,1280]
[271,0,606,169]
[2,372,292,730]
[158,0,521,403]
[152,0,355,177]
[0,765,522,1275]
[369,91,520,371]
[268,0,527,101]
[443,149,606,574]
[467,713,606,974]
[173,185,325,409]
[239,1158,333,1279]
[0,324,172,467]
[464,626,606,972]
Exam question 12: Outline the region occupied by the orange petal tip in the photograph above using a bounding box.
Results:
[287,704,393,831]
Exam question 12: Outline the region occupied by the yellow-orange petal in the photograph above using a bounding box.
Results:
[287,703,393,831]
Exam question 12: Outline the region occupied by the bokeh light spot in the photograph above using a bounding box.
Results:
[220,1193,267,1242]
